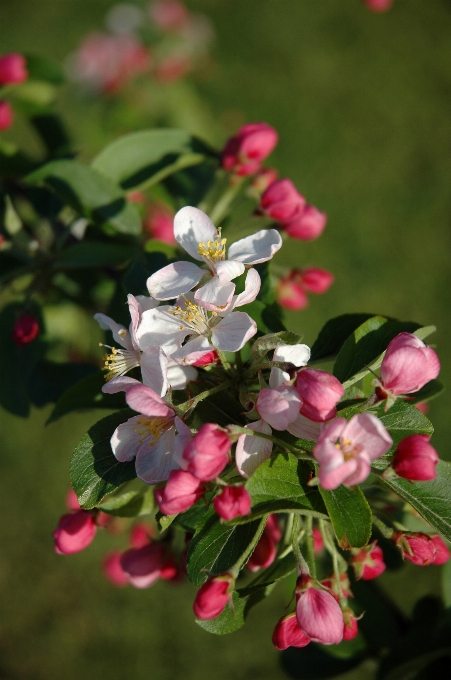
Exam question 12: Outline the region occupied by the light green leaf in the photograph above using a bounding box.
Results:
[47,371,125,424]
[100,486,154,517]
[70,409,137,509]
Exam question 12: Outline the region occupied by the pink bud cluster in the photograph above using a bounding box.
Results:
[0,53,28,131]
[277,268,334,311]
[260,179,327,240]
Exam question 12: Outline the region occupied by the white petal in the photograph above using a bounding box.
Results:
[235,420,273,478]
[172,416,193,468]
[127,294,141,349]
[140,346,168,397]
[269,367,289,389]
[287,414,323,441]
[126,384,174,418]
[214,260,245,283]
[233,268,261,308]
[146,261,204,300]
[211,312,257,352]
[102,376,141,394]
[194,277,235,312]
[111,416,149,462]
[171,336,215,365]
[270,343,311,389]
[227,229,282,265]
[167,358,198,389]
[174,206,217,261]
[135,427,179,484]
[137,306,191,354]
[135,295,159,313]
[94,312,133,351]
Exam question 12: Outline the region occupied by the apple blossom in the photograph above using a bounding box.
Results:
[260,179,306,222]
[284,204,327,241]
[351,542,386,580]
[392,434,439,481]
[213,486,251,521]
[103,551,128,587]
[296,576,344,645]
[272,613,310,650]
[393,532,437,566]
[0,53,28,84]
[154,469,205,515]
[221,123,278,176]
[296,368,344,422]
[314,413,393,490]
[146,206,281,312]
[431,536,450,565]
[120,543,164,588]
[193,574,234,620]
[0,100,14,131]
[53,511,97,555]
[181,423,232,480]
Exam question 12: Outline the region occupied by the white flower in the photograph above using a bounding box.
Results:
[147,206,282,312]
[95,294,196,395]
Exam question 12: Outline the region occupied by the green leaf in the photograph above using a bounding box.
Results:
[319,485,372,549]
[47,371,126,424]
[186,509,263,586]
[0,302,46,417]
[122,251,171,297]
[26,160,141,235]
[333,316,421,385]
[196,592,249,635]
[378,461,451,542]
[190,389,245,429]
[407,379,444,406]
[30,114,72,157]
[251,331,304,359]
[100,486,154,517]
[281,643,365,679]
[245,300,286,334]
[244,454,327,519]
[91,128,214,191]
[310,314,376,363]
[25,54,66,84]
[70,409,137,509]
[30,360,97,408]
[55,242,135,269]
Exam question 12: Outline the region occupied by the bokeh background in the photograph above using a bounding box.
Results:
[1,0,451,678]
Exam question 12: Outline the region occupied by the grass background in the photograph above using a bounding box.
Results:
[1,0,451,678]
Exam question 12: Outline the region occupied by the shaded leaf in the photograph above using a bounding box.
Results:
[56,242,135,269]
[319,485,372,549]
[310,314,376,363]
[100,486,154,517]
[47,371,126,424]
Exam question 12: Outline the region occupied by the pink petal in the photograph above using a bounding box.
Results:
[174,206,217,261]
[214,259,245,283]
[111,416,150,462]
[135,427,178,484]
[296,587,343,645]
[140,346,168,397]
[102,375,141,394]
[235,420,273,478]
[211,312,257,351]
[343,413,393,460]
[287,414,323,441]
[171,336,216,365]
[256,386,301,431]
[125,384,174,418]
[227,229,282,264]
[194,277,236,311]
[146,261,204,300]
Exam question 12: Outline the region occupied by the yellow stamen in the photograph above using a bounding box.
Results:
[133,416,173,446]
[197,228,227,263]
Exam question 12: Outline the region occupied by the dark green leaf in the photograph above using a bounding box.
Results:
[281,643,365,679]
[408,379,444,406]
[100,486,154,517]
[56,242,135,269]
[333,316,421,385]
[245,300,286,334]
[30,360,97,408]
[378,461,451,542]
[251,331,304,360]
[47,371,126,424]
[319,485,372,549]
[30,114,72,157]
[351,579,403,651]
[91,128,214,191]
[27,160,141,235]
[173,501,210,532]
[245,454,327,519]
[70,409,137,508]
[186,510,264,586]
[25,54,66,84]
[122,251,171,297]
[0,302,46,417]
[310,314,376,363]
[190,390,245,429]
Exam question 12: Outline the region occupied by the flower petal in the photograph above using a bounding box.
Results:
[94,312,133,351]
[256,386,301,431]
[167,358,197,389]
[135,294,159,314]
[174,206,217,261]
[171,416,193,468]
[111,416,149,462]
[232,268,261,308]
[146,261,204,300]
[270,343,311,388]
[171,336,215,365]
[126,384,174,418]
[287,414,323,441]
[342,413,393,460]
[102,376,141,394]
[135,427,178,484]
[140,346,168,397]
[211,312,257,351]
[214,260,245,283]
[227,228,282,264]
[137,306,191,354]
[194,277,236,312]
[235,420,273,478]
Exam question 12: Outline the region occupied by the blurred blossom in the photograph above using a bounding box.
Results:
[149,0,190,32]
[0,100,14,131]
[106,4,144,34]
[364,0,394,12]
[144,203,176,244]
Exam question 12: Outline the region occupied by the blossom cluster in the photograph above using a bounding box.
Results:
[0,53,28,131]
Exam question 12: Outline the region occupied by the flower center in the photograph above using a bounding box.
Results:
[101,344,140,381]
[335,438,363,460]
[134,416,173,445]
[168,298,217,335]
[197,228,227,265]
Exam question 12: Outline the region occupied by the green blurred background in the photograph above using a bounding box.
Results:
[1,0,451,678]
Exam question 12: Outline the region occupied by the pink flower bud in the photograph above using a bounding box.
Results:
[342,611,359,641]
[266,514,282,542]
[431,536,450,565]
[260,179,306,222]
[120,543,164,588]
[296,368,344,422]
[415,402,429,415]
[129,523,154,548]
[12,313,40,346]
[277,275,309,311]
[96,511,113,528]
[191,350,219,367]
[250,167,279,195]
[247,528,277,572]
[392,434,439,481]
[364,0,394,12]
[102,550,128,587]
[0,100,14,130]
[150,0,190,31]
[0,53,28,85]
[296,578,344,645]
[313,527,324,553]
[222,123,278,176]
[53,510,97,555]
[155,54,191,84]
[272,612,310,650]
[393,532,436,566]
[193,574,234,620]
[154,470,205,516]
[351,541,386,580]
[284,204,327,241]
[160,554,180,581]
[182,423,231,481]
[66,488,81,511]
[213,486,251,521]
[144,204,176,244]
[379,333,440,397]
[300,268,334,294]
